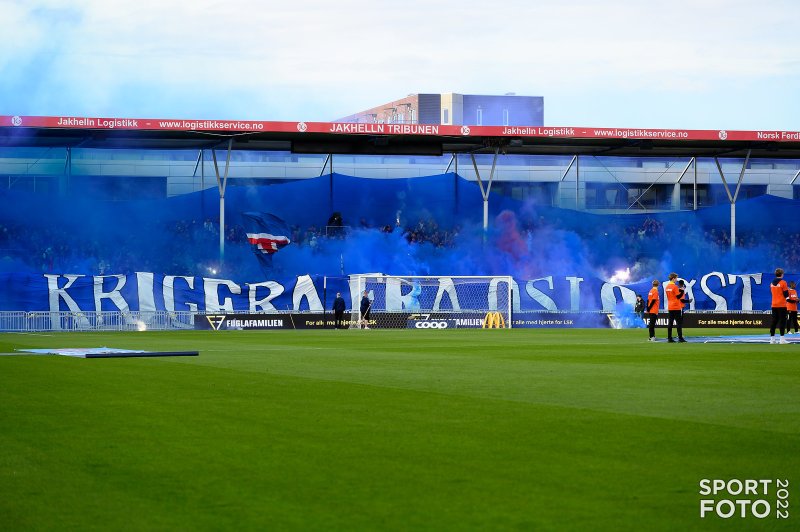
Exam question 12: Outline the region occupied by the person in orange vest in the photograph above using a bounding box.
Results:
[769,268,790,344]
[786,280,799,335]
[646,279,660,341]
[664,272,686,343]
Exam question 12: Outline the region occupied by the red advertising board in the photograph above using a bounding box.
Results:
[2,114,800,143]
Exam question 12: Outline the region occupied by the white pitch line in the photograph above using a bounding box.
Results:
[201,346,329,352]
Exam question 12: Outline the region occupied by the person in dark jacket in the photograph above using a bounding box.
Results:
[359,290,372,330]
[676,279,692,341]
[634,294,645,322]
[786,281,799,334]
[332,292,346,329]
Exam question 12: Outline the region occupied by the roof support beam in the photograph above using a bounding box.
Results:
[675,157,695,183]
[62,146,71,196]
[470,147,500,231]
[318,153,332,177]
[714,150,750,252]
[211,138,234,265]
[560,155,577,182]
[192,149,205,192]
[444,153,455,174]
[732,149,751,203]
[714,157,734,203]
[714,150,750,204]
[192,149,202,177]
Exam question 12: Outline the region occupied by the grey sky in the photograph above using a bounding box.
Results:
[1,0,798,129]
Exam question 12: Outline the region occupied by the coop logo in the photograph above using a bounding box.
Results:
[415,321,449,329]
[718,130,728,140]
[296,121,308,132]
[406,314,455,329]
[11,116,22,126]
[460,125,471,135]
[205,315,227,331]
[699,478,789,519]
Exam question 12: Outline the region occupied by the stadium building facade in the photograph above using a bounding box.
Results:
[1,98,798,211]
[2,147,798,211]
[334,92,545,127]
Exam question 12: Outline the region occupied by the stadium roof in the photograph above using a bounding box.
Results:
[2,115,800,159]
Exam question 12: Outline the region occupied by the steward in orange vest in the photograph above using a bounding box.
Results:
[664,272,686,343]
[646,280,660,341]
[770,268,790,343]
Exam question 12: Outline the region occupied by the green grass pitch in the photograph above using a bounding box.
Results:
[0,329,797,530]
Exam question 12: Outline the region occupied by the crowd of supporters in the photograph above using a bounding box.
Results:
[616,218,800,270]
[0,219,231,276]
[286,217,461,249]
[0,215,463,276]
[1,214,799,276]
[402,219,460,248]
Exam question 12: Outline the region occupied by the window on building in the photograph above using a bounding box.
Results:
[477,107,483,126]
[492,182,556,206]
[443,108,449,124]
[626,184,671,210]
[585,183,633,209]
[681,184,705,209]
[410,109,416,124]
[503,109,509,126]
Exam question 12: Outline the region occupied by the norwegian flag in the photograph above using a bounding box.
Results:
[242,212,291,269]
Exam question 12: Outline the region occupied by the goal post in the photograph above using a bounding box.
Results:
[348,274,513,329]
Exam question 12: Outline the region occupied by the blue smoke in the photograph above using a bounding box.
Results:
[0,173,798,286]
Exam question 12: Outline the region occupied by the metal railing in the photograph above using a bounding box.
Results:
[0,311,195,332]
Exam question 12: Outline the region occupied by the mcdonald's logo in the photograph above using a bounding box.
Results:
[482,312,506,329]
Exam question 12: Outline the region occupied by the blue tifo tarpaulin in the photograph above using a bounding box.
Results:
[0,271,790,313]
[1,171,798,232]
[1,171,800,295]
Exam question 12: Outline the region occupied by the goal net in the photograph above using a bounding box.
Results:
[348,275,512,329]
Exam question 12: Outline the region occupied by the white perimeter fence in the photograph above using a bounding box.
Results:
[0,311,196,332]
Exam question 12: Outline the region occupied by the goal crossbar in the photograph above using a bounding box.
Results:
[348,274,513,329]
